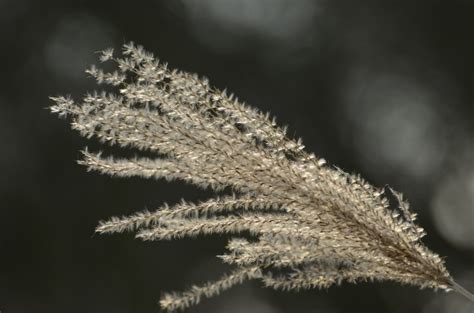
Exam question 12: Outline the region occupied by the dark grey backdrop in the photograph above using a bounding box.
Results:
[0,1,473,312]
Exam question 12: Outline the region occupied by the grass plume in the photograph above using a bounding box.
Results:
[50,42,474,311]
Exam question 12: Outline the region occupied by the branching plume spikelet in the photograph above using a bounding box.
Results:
[50,42,474,311]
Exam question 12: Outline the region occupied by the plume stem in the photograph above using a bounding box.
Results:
[450,279,474,303]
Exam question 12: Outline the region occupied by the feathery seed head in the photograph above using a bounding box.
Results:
[50,42,473,311]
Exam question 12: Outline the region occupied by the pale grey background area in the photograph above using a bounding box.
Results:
[0,1,472,312]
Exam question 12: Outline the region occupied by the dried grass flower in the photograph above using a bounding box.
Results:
[50,42,474,311]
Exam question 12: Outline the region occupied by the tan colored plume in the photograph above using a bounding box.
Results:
[50,42,474,311]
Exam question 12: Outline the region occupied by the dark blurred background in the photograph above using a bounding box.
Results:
[0,0,473,312]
